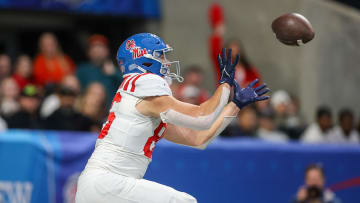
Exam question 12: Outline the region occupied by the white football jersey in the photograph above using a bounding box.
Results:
[85,73,172,179]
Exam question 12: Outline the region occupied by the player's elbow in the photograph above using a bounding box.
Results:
[192,143,207,150]
[195,145,207,150]
[191,137,208,150]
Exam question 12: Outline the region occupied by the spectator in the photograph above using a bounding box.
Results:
[327,109,359,144]
[0,77,20,117]
[287,95,306,129]
[77,82,107,132]
[40,74,81,118]
[271,90,305,139]
[294,164,341,203]
[33,32,75,86]
[178,85,200,105]
[226,107,258,137]
[76,34,122,106]
[208,3,262,89]
[284,95,306,139]
[45,86,94,131]
[5,85,42,129]
[0,115,6,131]
[301,106,333,143]
[0,54,11,81]
[176,65,209,105]
[12,55,33,90]
[257,111,288,142]
[226,39,262,88]
[271,90,291,126]
[255,99,272,115]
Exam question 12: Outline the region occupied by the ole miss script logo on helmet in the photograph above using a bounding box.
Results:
[126,39,148,59]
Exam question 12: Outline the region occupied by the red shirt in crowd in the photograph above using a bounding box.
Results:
[12,74,31,90]
[33,54,75,86]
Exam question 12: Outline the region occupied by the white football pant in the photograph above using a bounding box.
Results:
[75,169,197,203]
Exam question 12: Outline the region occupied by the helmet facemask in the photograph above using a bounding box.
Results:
[144,46,184,83]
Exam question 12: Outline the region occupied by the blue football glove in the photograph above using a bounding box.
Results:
[232,79,270,109]
[218,48,240,86]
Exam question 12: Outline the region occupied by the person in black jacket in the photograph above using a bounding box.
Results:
[45,85,94,131]
[6,85,43,129]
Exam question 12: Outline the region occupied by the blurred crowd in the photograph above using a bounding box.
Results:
[0,30,359,145]
[205,3,360,145]
[170,55,360,145]
[0,32,122,133]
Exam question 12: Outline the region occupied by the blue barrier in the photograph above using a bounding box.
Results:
[0,130,359,203]
[0,130,95,203]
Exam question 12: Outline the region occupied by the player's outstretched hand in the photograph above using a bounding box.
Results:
[217,48,239,86]
[232,79,270,109]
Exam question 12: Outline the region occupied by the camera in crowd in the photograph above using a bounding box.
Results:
[295,164,341,203]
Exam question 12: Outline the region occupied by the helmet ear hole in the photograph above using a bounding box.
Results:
[160,67,168,75]
[118,58,124,65]
[142,63,152,67]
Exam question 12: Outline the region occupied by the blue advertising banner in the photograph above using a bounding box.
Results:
[0,130,359,203]
[146,139,360,203]
[0,130,96,203]
[0,0,160,18]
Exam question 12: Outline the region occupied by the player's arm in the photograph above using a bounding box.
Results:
[164,101,239,148]
[137,86,227,131]
[137,48,239,131]
[164,79,270,149]
[195,48,239,116]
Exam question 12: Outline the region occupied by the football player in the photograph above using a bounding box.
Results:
[75,33,269,203]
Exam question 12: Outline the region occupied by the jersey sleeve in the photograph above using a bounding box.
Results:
[119,73,172,98]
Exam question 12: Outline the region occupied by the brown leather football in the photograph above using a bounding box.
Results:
[272,13,315,46]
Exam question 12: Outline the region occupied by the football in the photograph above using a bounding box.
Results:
[271,13,315,46]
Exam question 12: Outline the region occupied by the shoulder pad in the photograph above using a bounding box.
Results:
[119,73,172,97]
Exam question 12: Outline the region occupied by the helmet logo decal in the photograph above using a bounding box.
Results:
[126,39,135,50]
[125,39,148,59]
[132,47,148,59]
